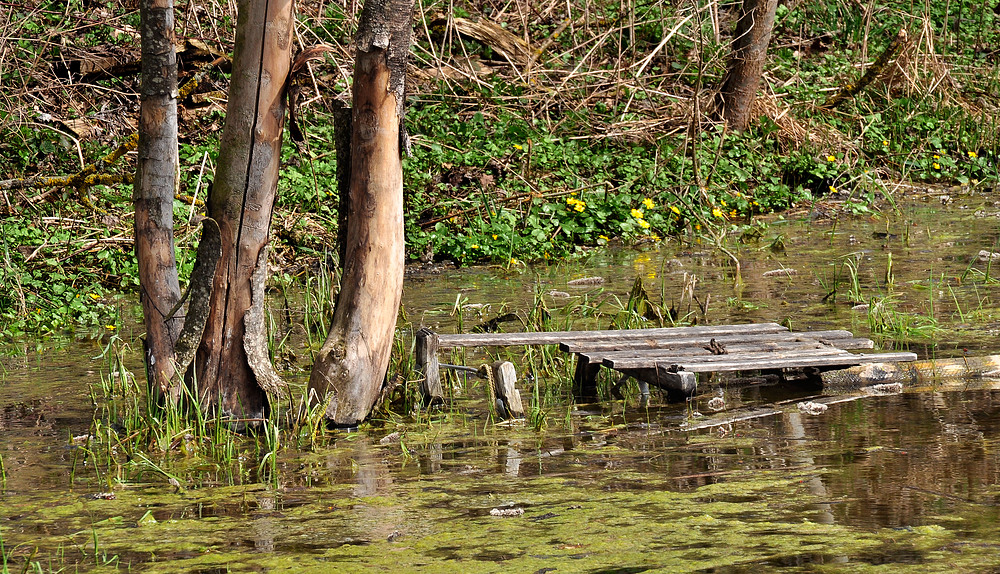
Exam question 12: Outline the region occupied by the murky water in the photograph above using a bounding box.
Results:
[4,190,1000,572]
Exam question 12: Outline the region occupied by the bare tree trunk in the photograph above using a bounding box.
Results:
[195,0,293,420]
[308,0,414,427]
[134,0,183,400]
[715,0,778,132]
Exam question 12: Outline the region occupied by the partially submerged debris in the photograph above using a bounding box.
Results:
[567,276,605,286]
[762,268,798,278]
[490,507,525,517]
[797,401,829,415]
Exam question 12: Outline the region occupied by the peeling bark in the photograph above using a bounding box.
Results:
[715,0,778,132]
[195,0,294,420]
[135,0,183,400]
[308,0,414,426]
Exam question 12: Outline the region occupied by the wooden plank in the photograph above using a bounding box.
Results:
[580,340,846,364]
[559,330,860,353]
[435,322,788,348]
[601,346,853,370]
[663,351,918,373]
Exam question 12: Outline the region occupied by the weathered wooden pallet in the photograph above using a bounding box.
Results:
[414,323,917,403]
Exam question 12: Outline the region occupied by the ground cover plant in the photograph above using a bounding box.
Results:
[1,0,998,337]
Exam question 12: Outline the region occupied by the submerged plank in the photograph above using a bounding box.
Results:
[436,322,788,348]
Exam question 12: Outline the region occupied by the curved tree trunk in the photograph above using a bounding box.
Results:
[715,0,778,132]
[308,0,414,427]
[195,0,293,421]
[134,0,183,400]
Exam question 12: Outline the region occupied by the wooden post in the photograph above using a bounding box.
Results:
[415,328,443,405]
[572,355,601,401]
[655,363,698,400]
[491,361,523,419]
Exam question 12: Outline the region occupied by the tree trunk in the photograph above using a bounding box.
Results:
[134,0,183,400]
[308,0,414,427]
[195,0,293,421]
[715,0,778,132]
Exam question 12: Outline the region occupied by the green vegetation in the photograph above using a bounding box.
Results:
[1,0,998,340]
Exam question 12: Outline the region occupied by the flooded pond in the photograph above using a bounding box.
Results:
[4,189,1000,572]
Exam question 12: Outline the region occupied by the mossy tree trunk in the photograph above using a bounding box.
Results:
[715,0,778,132]
[194,0,294,421]
[134,0,183,400]
[308,0,414,427]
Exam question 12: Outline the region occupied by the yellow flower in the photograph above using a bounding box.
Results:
[670,205,681,215]
[631,208,644,219]
[712,207,724,219]
[933,162,940,170]
[471,244,479,249]
[934,154,940,159]
[969,151,978,158]
[829,186,837,194]
[826,155,836,162]
[730,210,737,218]
[492,234,498,240]
[514,144,523,150]
[649,234,660,241]
[642,197,655,209]
[695,224,701,231]
[882,140,888,147]
[599,234,609,243]
[720,199,727,207]
[106,325,116,331]
[574,203,585,212]
[88,293,101,301]
[637,218,650,229]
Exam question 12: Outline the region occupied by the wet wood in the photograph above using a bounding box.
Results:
[651,351,918,373]
[415,328,443,404]
[491,361,523,419]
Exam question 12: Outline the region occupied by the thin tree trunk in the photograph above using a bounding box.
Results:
[715,0,778,132]
[308,0,413,426]
[195,0,293,420]
[134,0,183,400]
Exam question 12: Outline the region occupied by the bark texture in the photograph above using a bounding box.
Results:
[715,0,778,132]
[134,0,183,399]
[196,0,293,420]
[308,0,414,426]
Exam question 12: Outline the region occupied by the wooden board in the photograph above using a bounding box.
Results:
[577,339,872,365]
[435,322,788,348]
[657,351,919,373]
[602,346,854,370]
[559,330,869,353]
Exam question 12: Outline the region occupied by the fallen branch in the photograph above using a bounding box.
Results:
[821,28,908,110]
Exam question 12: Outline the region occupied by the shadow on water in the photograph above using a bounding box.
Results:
[4,193,1000,571]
